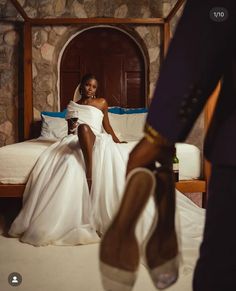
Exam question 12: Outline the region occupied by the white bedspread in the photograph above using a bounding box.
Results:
[0,112,201,185]
[0,139,55,184]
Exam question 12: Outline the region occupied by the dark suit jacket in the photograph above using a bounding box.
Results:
[147,0,236,166]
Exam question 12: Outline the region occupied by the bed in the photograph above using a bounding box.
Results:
[0,110,202,197]
[0,99,218,203]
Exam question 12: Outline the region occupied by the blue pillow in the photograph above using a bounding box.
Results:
[120,108,148,114]
[108,107,121,114]
[108,107,148,114]
[41,109,67,118]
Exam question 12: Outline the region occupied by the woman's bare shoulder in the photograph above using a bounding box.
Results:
[95,97,108,109]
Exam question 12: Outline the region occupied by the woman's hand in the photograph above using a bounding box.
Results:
[68,118,79,134]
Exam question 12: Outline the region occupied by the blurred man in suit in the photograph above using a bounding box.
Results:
[100,1,236,290]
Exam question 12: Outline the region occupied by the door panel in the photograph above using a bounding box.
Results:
[60,27,145,110]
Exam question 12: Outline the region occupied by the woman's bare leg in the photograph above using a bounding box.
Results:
[77,124,95,191]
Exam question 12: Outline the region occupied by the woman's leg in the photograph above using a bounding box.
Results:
[77,124,95,191]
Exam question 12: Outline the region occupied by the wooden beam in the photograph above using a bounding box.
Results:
[10,0,29,20]
[176,180,206,193]
[165,0,185,23]
[29,17,165,26]
[163,21,171,57]
[0,184,25,197]
[0,180,205,198]
[204,82,221,131]
[203,81,221,193]
[23,21,33,140]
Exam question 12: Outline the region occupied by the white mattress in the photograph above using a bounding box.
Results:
[0,140,201,185]
[0,139,55,184]
[0,117,201,184]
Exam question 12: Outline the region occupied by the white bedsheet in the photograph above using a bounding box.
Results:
[0,139,55,184]
[0,111,201,185]
[0,139,201,184]
[176,143,201,180]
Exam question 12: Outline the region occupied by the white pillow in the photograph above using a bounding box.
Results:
[124,113,147,141]
[108,113,126,140]
[40,114,68,140]
[108,112,147,141]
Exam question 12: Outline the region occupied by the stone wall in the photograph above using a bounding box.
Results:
[0,23,19,147]
[31,24,160,119]
[0,0,164,126]
[29,0,163,119]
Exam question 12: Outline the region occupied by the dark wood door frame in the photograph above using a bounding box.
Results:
[59,26,147,109]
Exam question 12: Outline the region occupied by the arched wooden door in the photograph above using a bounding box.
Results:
[60,27,146,110]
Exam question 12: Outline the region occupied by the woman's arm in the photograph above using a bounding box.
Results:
[100,99,121,143]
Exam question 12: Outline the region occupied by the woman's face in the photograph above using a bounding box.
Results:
[81,78,98,98]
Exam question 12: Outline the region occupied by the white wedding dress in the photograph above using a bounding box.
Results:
[9,102,205,252]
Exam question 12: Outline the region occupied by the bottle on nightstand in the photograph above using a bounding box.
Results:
[173,147,179,182]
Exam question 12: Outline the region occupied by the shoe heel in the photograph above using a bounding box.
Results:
[100,261,137,291]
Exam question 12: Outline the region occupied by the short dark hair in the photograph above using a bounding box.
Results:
[80,73,98,93]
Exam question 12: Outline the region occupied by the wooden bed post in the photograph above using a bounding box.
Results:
[203,82,221,206]
[163,21,171,57]
[23,21,33,140]
[10,0,33,140]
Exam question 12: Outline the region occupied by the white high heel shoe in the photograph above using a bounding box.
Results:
[144,167,180,290]
[99,168,156,291]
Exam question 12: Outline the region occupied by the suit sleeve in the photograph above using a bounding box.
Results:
[146,0,235,143]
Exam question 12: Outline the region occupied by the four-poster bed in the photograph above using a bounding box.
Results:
[0,0,220,207]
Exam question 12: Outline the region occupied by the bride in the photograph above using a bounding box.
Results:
[8,74,205,253]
